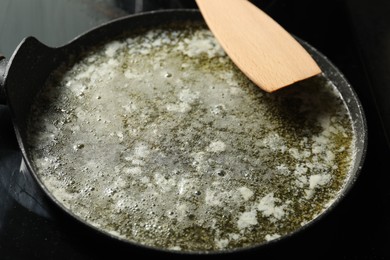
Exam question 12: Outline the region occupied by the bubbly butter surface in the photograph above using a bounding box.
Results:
[27,23,355,252]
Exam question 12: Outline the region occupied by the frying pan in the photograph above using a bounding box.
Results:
[0,10,367,256]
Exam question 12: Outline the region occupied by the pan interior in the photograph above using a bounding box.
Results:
[26,22,357,252]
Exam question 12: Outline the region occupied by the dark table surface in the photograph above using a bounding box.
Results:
[1,0,390,259]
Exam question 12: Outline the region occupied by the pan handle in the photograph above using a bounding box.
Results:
[0,54,7,105]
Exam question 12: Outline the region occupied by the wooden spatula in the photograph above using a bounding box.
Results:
[195,0,322,92]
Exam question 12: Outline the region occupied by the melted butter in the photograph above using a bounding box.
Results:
[27,23,356,252]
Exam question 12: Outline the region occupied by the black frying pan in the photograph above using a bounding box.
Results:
[0,10,367,256]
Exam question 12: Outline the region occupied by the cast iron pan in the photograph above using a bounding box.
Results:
[0,10,367,256]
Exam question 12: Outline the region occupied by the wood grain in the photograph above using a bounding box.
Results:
[196,0,321,92]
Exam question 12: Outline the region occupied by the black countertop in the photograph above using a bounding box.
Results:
[1,0,389,259]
